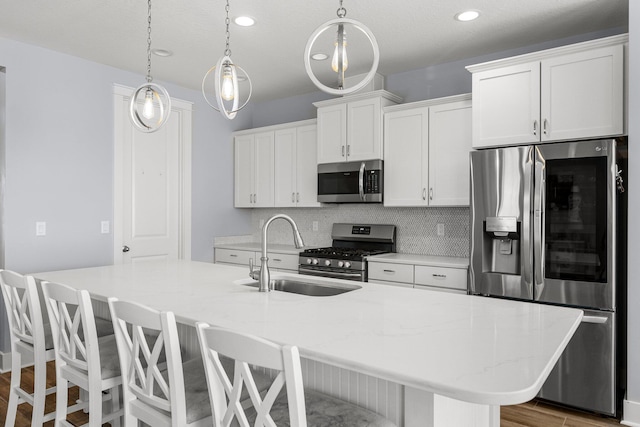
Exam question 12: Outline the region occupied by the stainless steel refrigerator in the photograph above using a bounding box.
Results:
[469,137,626,417]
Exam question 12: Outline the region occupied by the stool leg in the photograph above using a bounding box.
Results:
[31,351,47,426]
[4,348,21,426]
[88,384,102,427]
[55,368,69,426]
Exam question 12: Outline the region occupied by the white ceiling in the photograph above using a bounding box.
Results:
[0,0,628,102]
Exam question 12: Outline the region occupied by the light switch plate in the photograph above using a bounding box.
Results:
[312,221,319,231]
[36,221,46,236]
[437,223,445,236]
[101,221,110,234]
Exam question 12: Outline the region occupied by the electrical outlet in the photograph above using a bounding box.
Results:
[101,221,110,234]
[437,223,445,236]
[36,221,46,236]
[312,221,319,231]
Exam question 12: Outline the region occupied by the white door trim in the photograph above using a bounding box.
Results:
[112,83,192,264]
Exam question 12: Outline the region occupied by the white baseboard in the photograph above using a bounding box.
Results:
[0,350,10,373]
[622,399,640,426]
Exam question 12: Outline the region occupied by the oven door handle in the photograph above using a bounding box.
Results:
[298,267,363,280]
[359,162,366,202]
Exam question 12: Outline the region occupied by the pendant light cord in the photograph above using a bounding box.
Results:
[146,0,153,83]
[224,0,232,57]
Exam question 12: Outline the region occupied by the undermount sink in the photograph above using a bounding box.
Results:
[244,278,361,296]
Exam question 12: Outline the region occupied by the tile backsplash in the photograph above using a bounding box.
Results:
[247,205,470,258]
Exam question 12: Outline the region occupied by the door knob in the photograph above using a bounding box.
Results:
[122,246,130,253]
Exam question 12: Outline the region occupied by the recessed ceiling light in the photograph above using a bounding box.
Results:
[234,16,255,27]
[455,10,480,22]
[311,53,329,61]
[151,48,173,57]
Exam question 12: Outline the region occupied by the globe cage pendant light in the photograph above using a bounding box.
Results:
[304,0,380,96]
[201,0,252,120]
[129,0,171,133]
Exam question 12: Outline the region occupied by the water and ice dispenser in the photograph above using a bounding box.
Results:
[484,217,520,275]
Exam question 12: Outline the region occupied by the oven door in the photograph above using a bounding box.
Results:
[298,266,365,282]
[317,160,383,203]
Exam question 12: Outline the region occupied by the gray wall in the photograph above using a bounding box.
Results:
[627,1,639,416]
[0,37,252,276]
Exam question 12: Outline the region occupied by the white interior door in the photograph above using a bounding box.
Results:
[113,85,192,264]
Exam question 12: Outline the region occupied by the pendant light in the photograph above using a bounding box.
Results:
[129,0,171,133]
[304,0,380,96]
[202,0,252,120]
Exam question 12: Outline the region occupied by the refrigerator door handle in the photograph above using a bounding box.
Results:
[533,147,546,299]
[522,148,534,292]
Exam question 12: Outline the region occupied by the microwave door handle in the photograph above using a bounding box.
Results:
[359,162,366,201]
[533,147,546,300]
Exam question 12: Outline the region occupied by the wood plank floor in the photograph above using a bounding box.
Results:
[0,362,623,426]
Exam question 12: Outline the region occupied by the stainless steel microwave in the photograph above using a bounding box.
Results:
[317,160,383,203]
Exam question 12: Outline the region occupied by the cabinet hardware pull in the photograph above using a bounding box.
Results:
[122,246,130,253]
[347,145,350,156]
[543,119,548,135]
[432,274,446,278]
[273,258,282,262]
[296,192,300,203]
[422,188,426,200]
[383,269,396,273]
[429,188,433,200]
[342,146,345,157]
[292,192,295,202]
[230,254,238,257]
[533,120,538,136]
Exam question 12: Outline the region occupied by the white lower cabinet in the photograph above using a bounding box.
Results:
[214,248,299,273]
[368,257,468,294]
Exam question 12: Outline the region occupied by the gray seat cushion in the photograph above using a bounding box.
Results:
[267,388,397,427]
[97,334,121,380]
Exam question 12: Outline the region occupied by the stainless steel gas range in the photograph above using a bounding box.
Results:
[298,223,396,282]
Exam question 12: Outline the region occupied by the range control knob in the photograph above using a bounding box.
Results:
[344,261,351,268]
[312,258,319,265]
[337,261,344,267]
[324,260,331,266]
[306,258,312,264]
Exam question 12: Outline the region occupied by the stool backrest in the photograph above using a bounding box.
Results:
[108,297,186,426]
[41,281,100,382]
[196,322,307,427]
[0,270,46,354]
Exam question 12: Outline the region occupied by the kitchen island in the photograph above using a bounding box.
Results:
[36,260,582,427]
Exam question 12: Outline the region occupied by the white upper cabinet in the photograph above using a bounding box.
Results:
[234,131,275,208]
[428,99,472,206]
[383,94,472,207]
[274,124,321,207]
[468,35,626,148]
[315,91,401,164]
[234,119,318,208]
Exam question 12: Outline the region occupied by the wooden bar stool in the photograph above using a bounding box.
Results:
[196,322,397,427]
[41,280,123,426]
[0,270,56,426]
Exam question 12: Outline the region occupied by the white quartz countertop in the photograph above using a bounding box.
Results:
[214,242,309,255]
[367,253,469,269]
[36,260,581,406]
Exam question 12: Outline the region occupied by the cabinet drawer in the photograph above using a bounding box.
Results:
[267,253,299,271]
[414,266,467,291]
[368,262,414,284]
[215,248,254,266]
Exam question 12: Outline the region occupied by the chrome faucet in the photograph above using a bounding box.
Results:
[249,214,304,292]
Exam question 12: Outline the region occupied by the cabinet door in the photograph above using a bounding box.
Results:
[274,128,297,207]
[253,131,275,207]
[348,97,382,161]
[541,45,624,142]
[472,62,541,148]
[317,104,347,164]
[383,108,429,206]
[234,134,254,208]
[296,124,321,207]
[428,100,472,206]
